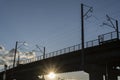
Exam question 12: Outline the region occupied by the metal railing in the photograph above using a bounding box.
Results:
[98,31,119,43]
[0,31,119,72]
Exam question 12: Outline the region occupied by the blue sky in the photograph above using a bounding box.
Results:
[0,0,120,53]
[0,0,120,80]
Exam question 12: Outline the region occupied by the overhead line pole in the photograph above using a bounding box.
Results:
[43,47,45,59]
[116,20,119,39]
[13,41,18,68]
[13,41,27,67]
[80,3,93,69]
[43,47,45,80]
[81,3,84,68]
[105,15,119,39]
[36,45,46,80]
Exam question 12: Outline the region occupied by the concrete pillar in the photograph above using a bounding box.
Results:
[108,75,117,80]
[105,65,118,80]
[107,71,117,80]
[89,72,103,80]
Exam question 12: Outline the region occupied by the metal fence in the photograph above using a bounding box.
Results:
[0,31,119,72]
[98,31,119,43]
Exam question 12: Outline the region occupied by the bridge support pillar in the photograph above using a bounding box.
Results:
[89,72,103,80]
[105,69,118,80]
[107,74,117,80]
[104,65,118,80]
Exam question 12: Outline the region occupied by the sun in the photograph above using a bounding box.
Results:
[48,72,56,79]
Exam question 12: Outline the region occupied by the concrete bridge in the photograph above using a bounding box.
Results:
[0,31,120,80]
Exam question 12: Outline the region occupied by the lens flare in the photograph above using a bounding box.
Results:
[48,72,56,79]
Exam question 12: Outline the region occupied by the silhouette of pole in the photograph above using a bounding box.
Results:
[43,47,46,80]
[116,20,119,39]
[36,45,46,80]
[13,41,27,67]
[43,47,45,59]
[13,41,18,68]
[81,3,84,67]
[105,15,119,39]
[36,45,46,59]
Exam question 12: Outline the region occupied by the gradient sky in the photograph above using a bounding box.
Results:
[0,0,120,52]
[0,0,120,79]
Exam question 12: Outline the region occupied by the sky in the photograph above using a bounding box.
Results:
[0,0,120,80]
[0,0,119,52]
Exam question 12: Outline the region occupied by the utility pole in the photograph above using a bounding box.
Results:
[13,41,18,68]
[42,47,45,80]
[36,45,46,59]
[43,47,45,59]
[80,3,93,68]
[13,41,27,67]
[35,45,46,80]
[81,3,84,67]
[106,15,119,39]
[116,20,119,39]
[101,15,119,39]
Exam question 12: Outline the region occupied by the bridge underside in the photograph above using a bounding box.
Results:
[0,40,120,80]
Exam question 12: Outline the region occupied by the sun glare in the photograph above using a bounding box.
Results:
[48,72,56,79]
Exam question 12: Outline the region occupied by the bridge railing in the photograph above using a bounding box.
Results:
[20,44,82,64]
[86,39,99,48]
[98,31,119,44]
[21,40,100,64]
[19,31,120,64]
[45,44,81,58]
[0,31,119,72]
